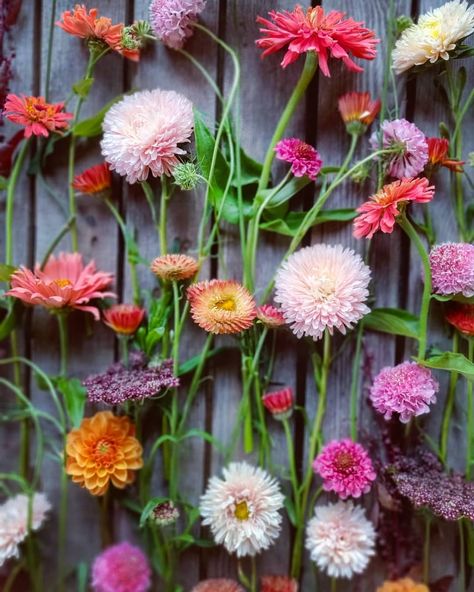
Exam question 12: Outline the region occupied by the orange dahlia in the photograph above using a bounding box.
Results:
[377,578,429,592]
[427,137,464,173]
[66,411,143,496]
[150,253,199,281]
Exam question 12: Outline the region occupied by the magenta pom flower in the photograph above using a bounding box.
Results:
[370,118,428,179]
[429,242,474,297]
[370,362,439,423]
[149,0,206,49]
[275,138,322,180]
[91,542,151,592]
[313,439,376,499]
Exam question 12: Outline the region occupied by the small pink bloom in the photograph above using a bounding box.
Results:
[261,576,298,592]
[275,138,322,180]
[91,542,151,592]
[429,242,474,297]
[256,304,285,329]
[262,387,294,420]
[3,94,73,138]
[149,0,206,49]
[191,580,244,592]
[103,304,145,335]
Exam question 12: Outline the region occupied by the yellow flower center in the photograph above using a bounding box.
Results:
[53,278,72,288]
[215,297,236,312]
[234,500,250,521]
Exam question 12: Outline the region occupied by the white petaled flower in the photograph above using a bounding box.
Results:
[305,501,376,579]
[393,0,474,74]
[199,461,284,557]
[274,244,371,341]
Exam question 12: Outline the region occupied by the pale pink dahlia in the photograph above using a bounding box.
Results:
[101,89,194,184]
[370,362,439,423]
[313,439,376,499]
[91,542,151,592]
[191,580,244,592]
[275,138,322,180]
[429,242,474,297]
[149,0,206,49]
[274,244,371,341]
[370,118,428,179]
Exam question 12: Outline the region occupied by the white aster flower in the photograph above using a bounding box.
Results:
[199,461,284,557]
[305,501,376,579]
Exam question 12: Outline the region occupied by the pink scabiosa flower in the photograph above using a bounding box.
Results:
[262,387,294,420]
[445,303,474,336]
[150,253,199,281]
[256,304,285,329]
[338,91,380,135]
[429,242,474,297]
[370,361,439,423]
[103,304,145,336]
[274,244,371,341]
[72,163,112,196]
[149,0,207,49]
[91,542,151,592]
[261,576,298,592]
[256,6,378,76]
[275,138,322,180]
[6,252,115,320]
[3,94,73,138]
[191,580,244,592]
[101,89,194,184]
[353,177,434,239]
[426,137,464,173]
[313,439,376,499]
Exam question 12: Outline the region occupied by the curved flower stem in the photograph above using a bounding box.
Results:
[282,417,300,510]
[466,338,474,479]
[40,215,76,269]
[44,0,57,101]
[331,578,337,592]
[350,325,364,441]
[168,281,181,499]
[440,332,459,464]
[5,139,30,266]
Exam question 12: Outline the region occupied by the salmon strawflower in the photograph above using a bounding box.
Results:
[103,304,145,336]
[338,91,380,134]
[3,94,73,138]
[66,411,143,496]
[261,576,298,592]
[377,578,429,592]
[150,253,199,281]
[426,137,464,173]
[72,163,112,196]
[445,303,474,336]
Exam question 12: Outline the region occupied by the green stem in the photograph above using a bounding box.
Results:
[40,216,76,269]
[169,282,181,499]
[466,338,474,479]
[56,313,69,377]
[331,577,337,592]
[99,492,113,548]
[459,519,466,592]
[44,0,57,101]
[350,325,363,441]
[5,139,30,266]
[119,336,129,367]
[283,418,299,511]
[440,332,459,464]
[423,514,431,584]
[57,463,68,592]
[159,176,170,255]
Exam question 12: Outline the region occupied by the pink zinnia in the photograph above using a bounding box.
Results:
[191,580,244,592]
[262,387,294,420]
[261,576,298,592]
[370,361,439,423]
[429,242,474,297]
[3,94,73,138]
[149,0,206,49]
[275,138,322,180]
[91,542,151,592]
[313,439,376,499]
[256,6,378,76]
[256,304,285,328]
[370,118,428,179]
[6,252,115,320]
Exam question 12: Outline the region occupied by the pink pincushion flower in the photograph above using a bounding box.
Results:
[429,242,474,297]
[261,576,298,592]
[256,304,285,328]
[370,361,439,423]
[275,138,322,180]
[3,94,73,138]
[370,118,428,179]
[6,252,115,320]
[313,439,376,499]
[91,542,151,592]
[149,0,206,49]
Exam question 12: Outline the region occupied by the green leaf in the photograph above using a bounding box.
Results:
[0,301,20,341]
[0,176,8,190]
[260,208,356,237]
[0,264,17,282]
[232,147,263,187]
[178,347,225,376]
[73,95,123,137]
[419,352,474,381]
[76,562,89,592]
[258,177,311,209]
[139,496,169,528]
[56,377,87,427]
[192,538,215,548]
[72,77,94,99]
[432,293,474,304]
[363,308,420,339]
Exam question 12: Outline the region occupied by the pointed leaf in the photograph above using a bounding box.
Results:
[56,377,87,427]
[419,352,474,381]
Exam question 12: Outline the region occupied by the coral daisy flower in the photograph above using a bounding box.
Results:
[445,303,474,336]
[429,242,474,297]
[6,252,115,320]
[66,411,143,496]
[103,304,145,336]
[187,279,257,335]
[377,577,429,592]
[150,253,199,281]
[338,91,380,134]
[200,461,284,557]
[426,137,464,173]
[261,576,298,592]
[72,163,112,196]
[275,138,322,180]
[149,0,207,49]
[91,542,151,592]
[353,177,435,239]
[262,387,294,420]
[274,244,371,341]
[191,580,244,592]
[256,304,286,329]
[101,89,194,183]
[3,94,73,138]
[256,6,379,76]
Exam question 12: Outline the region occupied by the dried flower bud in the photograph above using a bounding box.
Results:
[173,162,201,190]
[151,500,180,526]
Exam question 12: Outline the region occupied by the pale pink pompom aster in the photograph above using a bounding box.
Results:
[370,361,439,423]
[429,242,474,297]
[149,0,206,49]
[275,138,322,180]
[91,542,151,592]
[313,439,376,499]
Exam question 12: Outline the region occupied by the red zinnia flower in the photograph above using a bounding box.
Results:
[262,387,294,420]
[427,137,464,173]
[338,91,380,133]
[3,94,73,138]
[445,303,474,336]
[261,576,298,592]
[103,304,145,336]
[256,5,379,76]
[72,163,112,196]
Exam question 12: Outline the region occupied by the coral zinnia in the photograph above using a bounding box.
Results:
[6,252,115,320]
[103,304,145,335]
[261,576,298,592]
[66,411,143,496]
[353,177,434,239]
[191,580,244,592]
[256,6,378,76]
[275,138,322,180]
[72,163,112,196]
[256,304,286,329]
[187,279,257,335]
[101,89,194,183]
[149,0,207,49]
[3,94,73,138]
[426,137,464,172]
[150,253,199,281]
[429,242,474,297]
[338,91,380,134]
[274,244,371,341]
[262,387,294,420]
[91,542,151,592]
[445,303,474,336]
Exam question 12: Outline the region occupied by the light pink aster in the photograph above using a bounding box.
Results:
[274,244,371,341]
[429,242,474,297]
[370,118,428,179]
[370,361,439,423]
[91,542,151,592]
[275,138,322,180]
[149,0,206,49]
[191,580,244,592]
[313,439,376,499]
[101,89,194,184]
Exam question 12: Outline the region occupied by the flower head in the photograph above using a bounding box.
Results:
[274,244,371,341]
[187,279,257,335]
[313,439,376,499]
[262,387,294,420]
[173,161,201,190]
[338,91,380,134]
[191,580,244,592]
[426,137,464,173]
[429,242,474,297]
[275,138,322,180]
[261,576,298,592]
[72,163,112,196]
[256,6,378,76]
[445,303,474,336]
[377,578,429,592]
[256,304,286,329]
[353,177,434,239]
[6,252,115,320]
[3,94,72,138]
[66,411,143,496]
[370,361,439,423]
[149,0,207,49]
[91,542,151,592]
[150,500,180,526]
[305,501,376,578]
[103,304,145,336]
[101,89,194,183]
[200,461,284,557]
[150,253,199,281]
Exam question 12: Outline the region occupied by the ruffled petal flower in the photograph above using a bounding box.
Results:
[429,242,474,297]
[91,542,151,592]
[149,0,206,49]
[275,138,322,180]
[3,94,73,138]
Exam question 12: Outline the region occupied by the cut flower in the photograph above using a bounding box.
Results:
[3,94,72,138]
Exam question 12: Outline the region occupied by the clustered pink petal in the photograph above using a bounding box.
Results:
[275,138,322,180]
[429,242,474,297]
[149,0,206,49]
[3,94,73,138]
[313,439,376,499]
[370,361,439,423]
[91,542,151,592]
[256,304,286,328]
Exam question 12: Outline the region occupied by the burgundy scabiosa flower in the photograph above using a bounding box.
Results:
[91,542,151,592]
[429,242,474,297]
[275,138,322,180]
[149,0,207,49]
[262,387,294,420]
[150,500,180,526]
